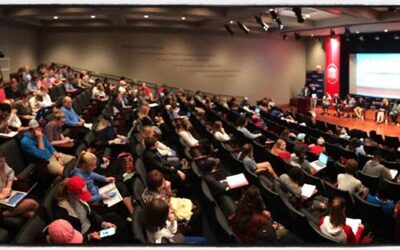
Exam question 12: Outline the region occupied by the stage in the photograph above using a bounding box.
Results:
[314,107,400,138]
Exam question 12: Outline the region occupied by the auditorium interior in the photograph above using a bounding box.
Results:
[0,4,400,246]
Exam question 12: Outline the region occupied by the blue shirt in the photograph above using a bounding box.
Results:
[20,132,56,160]
[71,167,107,202]
[61,106,80,126]
[366,194,395,215]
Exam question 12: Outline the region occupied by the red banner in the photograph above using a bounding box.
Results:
[325,35,341,96]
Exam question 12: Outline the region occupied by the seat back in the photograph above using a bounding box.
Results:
[14,216,45,244]
[382,179,400,201]
[214,205,237,243]
[306,219,342,244]
[0,138,28,175]
[135,158,148,185]
[357,170,379,195]
[132,176,146,208]
[41,183,59,223]
[83,131,96,146]
[324,181,356,217]
[132,206,149,243]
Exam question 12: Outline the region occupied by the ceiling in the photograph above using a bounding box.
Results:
[2,6,400,37]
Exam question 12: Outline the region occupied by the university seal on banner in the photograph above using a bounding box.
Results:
[327,64,338,84]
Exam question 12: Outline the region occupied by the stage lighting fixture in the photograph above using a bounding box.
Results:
[237,21,250,33]
[283,34,289,40]
[375,36,380,41]
[394,34,400,40]
[330,30,336,39]
[359,35,364,41]
[294,33,302,40]
[224,24,234,35]
[255,15,269,31]
[292,7,305,23]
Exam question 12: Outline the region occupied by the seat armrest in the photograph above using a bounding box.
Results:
[15,163,36,181]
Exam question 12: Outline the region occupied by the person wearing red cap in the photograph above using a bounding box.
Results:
[46,219,83,244]
[53,176,128,243]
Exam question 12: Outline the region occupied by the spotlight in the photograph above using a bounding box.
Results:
[330,30,336,39]
[237,21,250,33]
[254,15,269,31]
[229,20,234,24]
[375,36,380,41]
[292,7,305,23]
[283,34,289,40]
[181,16,186,20]
[53,16,59,20]
[384,29,388,32]
[90,15,96,19]
[359,35,365,41]
[294,33,302,40]
[144,15,149,19]
[394,34,400,40]
[224,24,234,36]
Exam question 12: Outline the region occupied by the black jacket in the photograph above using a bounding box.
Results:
[143,148,178,174]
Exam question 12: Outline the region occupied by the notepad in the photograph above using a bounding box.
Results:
[99,183,123,207]
[346,218,362,235]
[390,169,398,180]
[301,184,316,198]
[149,103,159,108]
[226,173,249,190]
[0,131,18,138]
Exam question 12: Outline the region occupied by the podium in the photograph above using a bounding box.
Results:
[297,96,311,115]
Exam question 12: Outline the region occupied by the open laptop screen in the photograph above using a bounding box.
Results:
[318,153,328,165]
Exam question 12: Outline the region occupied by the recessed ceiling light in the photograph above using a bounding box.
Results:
[53,16,58,20]
[181,16,186,20]
[311,34,314,37]
[229,20,234,24]
[356,31,360,34]
[384,29,388,32]
[305,14,311,19]
[90,15,96,19]
[144,15,149,19]
[269,8,275,12]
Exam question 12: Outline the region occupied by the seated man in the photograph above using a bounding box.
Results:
[44,111,76,155]
[20,119,75,176]
[362,150,391,180]
[60,96,91,135]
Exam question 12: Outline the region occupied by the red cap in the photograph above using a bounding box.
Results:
[67,176,92,201]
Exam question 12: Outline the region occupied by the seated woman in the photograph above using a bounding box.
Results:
[238,144,277,177]
[92,83,108,102]
[0,149,39,219]
[353,97,365,119]
[53,176,130,243]
[13,89,34,127]
[271,139,291,162]
[212,121,231,142]
[322,92,332,115]
[177,118,213,155]
[140,126,179,163]
[343,95,356,118]
[279,167,304,201]
[142,170,173,205]
[145,198,206,244]
[230,186,301,244]
[236,117,262,139]
[376,98,390,124]
[289,145,312,173]
[320,197,364,244]
[71,151,134,220]
[94,115,129,157]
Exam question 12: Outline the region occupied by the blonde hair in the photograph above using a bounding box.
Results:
[76,151,97,170]
[271,139,285,156]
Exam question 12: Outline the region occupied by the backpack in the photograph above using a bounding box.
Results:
[117,152,135,173]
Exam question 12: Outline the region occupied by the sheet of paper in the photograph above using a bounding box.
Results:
[390,169,398,180]
[301,184,316,198]
[226,173,249,190]
[346,218,362,235]
[98,183,123,207]
[0,131,18,138]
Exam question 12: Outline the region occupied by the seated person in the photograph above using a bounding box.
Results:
[53,177,130,243]
[142,170,172,204]
[321,92,331,115]
[320,197,364,244]
[308,137,326,156]
[61,96,92,132]
[71,151,134,219]
[144,199,206,244]
[212,121,231,142]
[177,119,214,156]
[5,78,21,100]
[362,150,391,180]
[200,159,228,196]
[140,126,178,163]
[337,159,367,197]
[92,83,108,102]
[29,93,44,114]
[236,117,262,139]
[238,143,277,177]
[295,133,308,149]
[0,148,39,218]
[46,219,84,244]
[94,115,128,157]
[271,139,291,162]
[353,97,365,119]
[43,111,76,155]
[279,167,304,199]
[289,145,312,173]
[13,89,34,126]
[366,181,395,215]
[20,119,75,176]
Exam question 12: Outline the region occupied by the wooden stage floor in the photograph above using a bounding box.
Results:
[313,107,400,138]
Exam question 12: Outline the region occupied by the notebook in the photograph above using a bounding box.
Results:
[301,184,316,198]
[0,183,37,208]
[310,153,328,172]
[98,182,123,207]
[226,173,249,190]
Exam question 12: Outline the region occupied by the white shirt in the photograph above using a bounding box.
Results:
[337,173,362,194]
[42,93,52,107]
[148,220,177,244]
[179,130,199,147]
[214,130,230,142]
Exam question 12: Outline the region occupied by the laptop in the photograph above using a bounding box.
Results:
[0,183,37,208]
[255,108,260,115]
[310,153,328,172]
